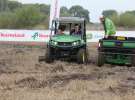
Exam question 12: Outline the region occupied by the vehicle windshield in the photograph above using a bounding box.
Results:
[51,21,83,37]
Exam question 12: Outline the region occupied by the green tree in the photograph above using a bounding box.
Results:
[60,6,70,17]
[8,0,22,11]
[38,4,50,15]
[0,12,16,28]
[102,10,118,17]
[125,11,135,15]
[0,0,8,12]
[69,5,90,22]
[14,6,45,28]
[119,12,135,28]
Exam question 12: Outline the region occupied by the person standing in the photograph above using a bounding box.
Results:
[100,16,116,38]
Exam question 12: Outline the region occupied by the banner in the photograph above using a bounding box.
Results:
[0,30,135,43]
[86,31,104,42]
[0,30,50,42]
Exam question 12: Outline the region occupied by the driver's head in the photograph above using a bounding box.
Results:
[58,25,66,34]
[74,24,80,32]
[100,16,105,23]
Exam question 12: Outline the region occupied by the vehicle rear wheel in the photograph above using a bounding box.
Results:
[45,47,54,63]
[97,52,105,67]
[77,49,88,64]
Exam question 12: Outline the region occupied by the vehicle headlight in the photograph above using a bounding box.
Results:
[51,41,57,45]
[98,42,101,47]
[72,42,77,46]
[72,41,79,46]
[54,41,57,45]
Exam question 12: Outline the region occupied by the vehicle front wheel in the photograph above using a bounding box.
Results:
[45,47,54,63]
[77,49,88,64]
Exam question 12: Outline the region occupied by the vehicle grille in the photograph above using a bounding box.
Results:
[58,42,72,46]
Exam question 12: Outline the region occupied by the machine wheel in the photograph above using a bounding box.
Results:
[97,52,105,67]
[131,55,135,66]
[45,47,54,63]
[77,49,88,64]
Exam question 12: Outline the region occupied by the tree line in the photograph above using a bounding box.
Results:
[0,0,90,29]
[0,0,135,29]
[103,10,135,28]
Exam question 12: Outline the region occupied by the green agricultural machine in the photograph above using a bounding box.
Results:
[39,17,89,64]
[97,36,135,66]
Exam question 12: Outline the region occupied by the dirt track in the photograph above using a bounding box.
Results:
[0,43,135,100]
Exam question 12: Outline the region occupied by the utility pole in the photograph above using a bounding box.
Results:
[49,0,60,29]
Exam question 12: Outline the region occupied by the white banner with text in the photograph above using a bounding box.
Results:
[0,30,135,43]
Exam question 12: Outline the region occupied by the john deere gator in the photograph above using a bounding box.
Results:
[97,36,135,66]
[39,17,89,64]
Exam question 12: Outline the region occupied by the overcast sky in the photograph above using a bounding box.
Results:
[17,0,135,22]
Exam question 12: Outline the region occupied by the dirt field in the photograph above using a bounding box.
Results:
[0,43,135,100]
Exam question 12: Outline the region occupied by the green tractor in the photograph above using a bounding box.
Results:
[97,36,135,67]
[39,17,89,64]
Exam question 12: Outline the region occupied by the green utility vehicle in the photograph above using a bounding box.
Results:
[39,17,89,63]
[97,36,135,66]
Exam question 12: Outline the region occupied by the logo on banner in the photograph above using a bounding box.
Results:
[87,33,93,39]
[32,32,39,40]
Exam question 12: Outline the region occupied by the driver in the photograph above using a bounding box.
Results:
[70,24,82,35]
[57,25,66,35]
